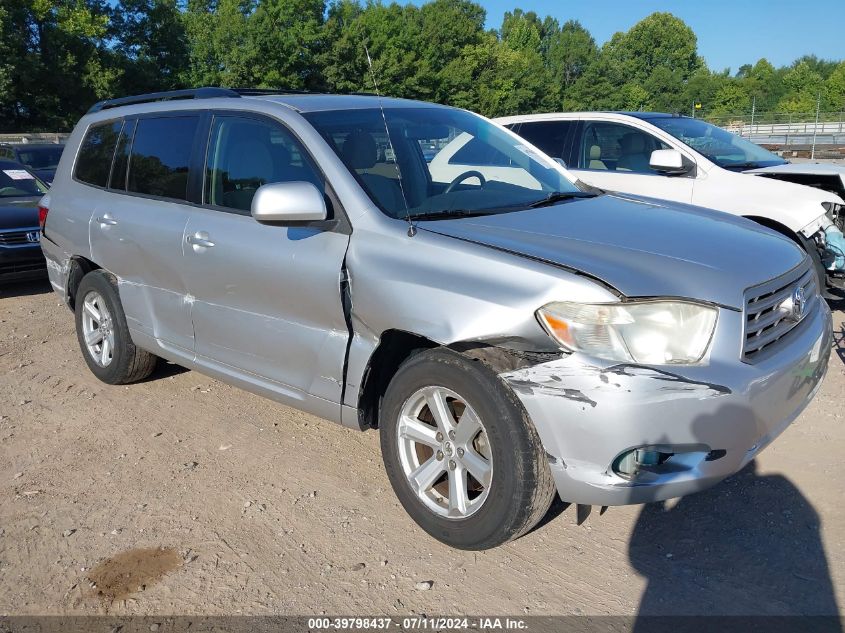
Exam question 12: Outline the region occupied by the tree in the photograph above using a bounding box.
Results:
[440,32,548,117]
[544,20,598,95]
[823,62,845,112]
[0,0,118,131]
[248,0,327,89]
[112,0,188,94]
[777,61,824,113]
[183,0,256,88]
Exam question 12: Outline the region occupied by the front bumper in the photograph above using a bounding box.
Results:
[0,230,46,282]
[501,302,832,506]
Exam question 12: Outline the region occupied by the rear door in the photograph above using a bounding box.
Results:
[181,112,351,408]
[508,120,578,167]
[88,113,201,354]
[569,119,695,203]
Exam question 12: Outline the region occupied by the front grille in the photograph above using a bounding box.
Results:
[743,261,818,362]
[0,229,39,246]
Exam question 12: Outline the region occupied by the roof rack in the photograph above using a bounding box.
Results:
[86,87,323,114]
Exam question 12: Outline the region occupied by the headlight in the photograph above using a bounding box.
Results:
[537,301,718,365]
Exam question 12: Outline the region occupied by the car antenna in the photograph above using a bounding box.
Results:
[363,43,416,237]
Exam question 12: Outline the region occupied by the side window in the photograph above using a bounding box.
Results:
[205,116,323,214]
[127,116,200,201]
[512,121,574,161]
[578,122,668,173]
[109,119,136,191]
[0,148,14,160]
[448,137,512,167]
[75,121,122,187]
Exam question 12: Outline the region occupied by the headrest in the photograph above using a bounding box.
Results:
[342,131,378,170]
[589,145,601,160]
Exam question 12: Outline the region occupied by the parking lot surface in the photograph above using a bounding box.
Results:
[1,280,844,616]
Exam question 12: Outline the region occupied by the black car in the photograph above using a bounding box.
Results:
[0,160,49,282]
[0,143,64,184]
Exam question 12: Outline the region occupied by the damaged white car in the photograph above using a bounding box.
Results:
[495,112,845,295]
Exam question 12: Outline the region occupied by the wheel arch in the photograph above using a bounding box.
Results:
[356,329,439,430]
[743,215,804,244]
[355,329,559,431]
[66,255,101,311]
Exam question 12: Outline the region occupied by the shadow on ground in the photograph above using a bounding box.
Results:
[630,460,838,620]
[0,277,51,299]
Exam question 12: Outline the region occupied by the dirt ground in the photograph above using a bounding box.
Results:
[1,279,844,617]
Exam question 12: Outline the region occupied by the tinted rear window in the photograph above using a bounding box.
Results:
[75,121,122,187]
[127,116,199,200]
[514,121,575,160]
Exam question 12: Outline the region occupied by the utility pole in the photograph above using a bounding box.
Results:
[811,92,821,160]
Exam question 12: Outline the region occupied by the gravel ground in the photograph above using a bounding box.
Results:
[1,279,843,617]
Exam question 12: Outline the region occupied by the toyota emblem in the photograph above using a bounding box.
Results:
[790,286,806,322]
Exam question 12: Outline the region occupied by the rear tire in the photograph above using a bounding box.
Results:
[74,270,157,384]
[380,348,556,550]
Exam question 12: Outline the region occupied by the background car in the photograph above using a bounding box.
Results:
[0,143,65,184]
[0,160,49,282]
[495,112,845,295]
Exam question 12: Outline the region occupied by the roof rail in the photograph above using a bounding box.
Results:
[230,88,313,96]
[87,87,240,114]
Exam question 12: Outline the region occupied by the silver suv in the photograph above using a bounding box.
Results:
[41,88,831,550]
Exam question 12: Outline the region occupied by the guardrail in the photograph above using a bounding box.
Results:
[704,111,845,158]
[0,132,69,145]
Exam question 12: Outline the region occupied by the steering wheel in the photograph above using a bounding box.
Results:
[444,170,487,194]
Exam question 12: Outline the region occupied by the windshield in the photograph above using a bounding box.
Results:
[17,146,64,170]
[648,117,786,170]
[0,166,48,197]
[304,107,584,219]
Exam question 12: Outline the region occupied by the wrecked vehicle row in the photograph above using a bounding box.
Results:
[40,89,830,550]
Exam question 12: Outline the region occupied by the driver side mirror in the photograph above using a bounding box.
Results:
[649,149,692,176]
[251,181,327,225]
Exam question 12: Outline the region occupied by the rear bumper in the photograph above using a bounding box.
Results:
[501,302,832,506]
[40,234,71,301]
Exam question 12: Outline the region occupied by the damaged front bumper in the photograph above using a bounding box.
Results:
[501,302,832,506]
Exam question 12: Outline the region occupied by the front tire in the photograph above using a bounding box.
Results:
[380,348,556,550]
[74,270,157,384]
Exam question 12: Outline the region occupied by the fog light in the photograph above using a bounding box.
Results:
[613,448,673,478]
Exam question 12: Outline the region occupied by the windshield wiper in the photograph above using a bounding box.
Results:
[528,191,598,208]
[409,209,499,221]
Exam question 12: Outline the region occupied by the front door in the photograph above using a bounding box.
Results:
[570,120,695,204]
[181,113,351,407]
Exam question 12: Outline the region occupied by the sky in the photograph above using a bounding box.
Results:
[468,0,845,73]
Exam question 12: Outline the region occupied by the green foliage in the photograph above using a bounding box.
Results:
[0,3,842,132]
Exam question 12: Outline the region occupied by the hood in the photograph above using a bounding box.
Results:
[745,162,845,178]
[0,196,40,230]
[419,194,806,309]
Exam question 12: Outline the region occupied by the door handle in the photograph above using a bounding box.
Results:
[186,232,215,248]
[96,214,118,226]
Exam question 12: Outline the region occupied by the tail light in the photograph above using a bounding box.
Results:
[38,205,48,230]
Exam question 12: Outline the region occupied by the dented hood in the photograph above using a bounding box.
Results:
[419,194,806,310]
